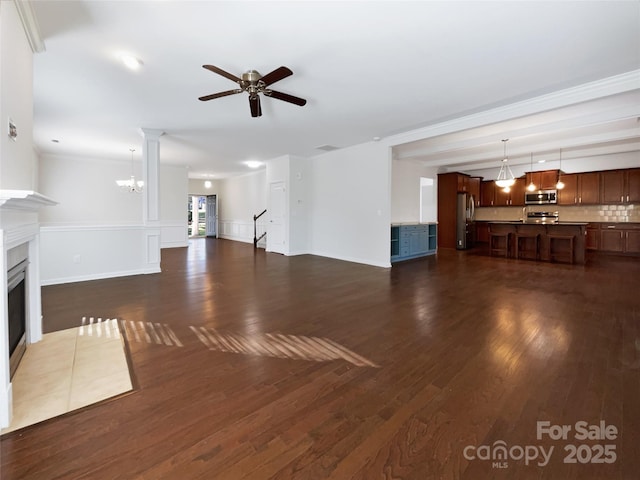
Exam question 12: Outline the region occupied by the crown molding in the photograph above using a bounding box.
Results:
[385,70,640,147]
[13,0,45,53]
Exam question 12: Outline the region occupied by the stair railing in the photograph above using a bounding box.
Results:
[253,209,267,248]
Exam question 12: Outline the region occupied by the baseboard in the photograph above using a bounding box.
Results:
[309,250,391,269]
[41,267,161,286]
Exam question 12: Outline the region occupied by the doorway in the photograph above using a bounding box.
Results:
[188,195,217,238]
[268,182,286,254]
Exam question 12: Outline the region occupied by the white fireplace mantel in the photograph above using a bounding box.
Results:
[0,190,57,211]
[1,189,57,428]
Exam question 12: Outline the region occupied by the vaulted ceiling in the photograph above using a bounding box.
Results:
[31,1,640,178]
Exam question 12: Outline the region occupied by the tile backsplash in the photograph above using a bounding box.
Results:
[475,204,640,223]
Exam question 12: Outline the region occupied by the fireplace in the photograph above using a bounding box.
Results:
[1,190,57,428]
[7,260,27,379]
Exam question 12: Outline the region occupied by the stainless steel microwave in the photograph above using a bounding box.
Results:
[525,190,557,204]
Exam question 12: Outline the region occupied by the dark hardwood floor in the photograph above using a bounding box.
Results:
[2,238,639,479]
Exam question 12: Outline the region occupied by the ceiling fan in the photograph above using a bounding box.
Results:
[199,65,307,118]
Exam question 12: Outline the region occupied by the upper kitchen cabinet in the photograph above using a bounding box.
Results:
[510,178,525,206]
[558,172,600,205]
[468,177,481,206]
[493,178,525,206]
[558,173,578,205]
[480,180,495,207]
[629,169,640,203]
[526,170,559,191]
[601,168,640,204]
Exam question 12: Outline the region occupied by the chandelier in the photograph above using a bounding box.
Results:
[526,152,537,192]
[495,139,515,190]
[116,148,144,193]
[556,148,565,190]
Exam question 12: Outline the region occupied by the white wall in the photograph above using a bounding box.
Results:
[391,159,438,224]
[160,164,189,248]
[288,155,309,255]
[38,154,188,284]
[307,142,392,268]
[188,178,220,196]
[217,169,267,243]
[0,1,37,190]
[39,154,142,225]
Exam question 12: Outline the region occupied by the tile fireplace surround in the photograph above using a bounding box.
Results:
[0,190,57,428]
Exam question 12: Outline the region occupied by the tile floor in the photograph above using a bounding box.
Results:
[1,319,133,434]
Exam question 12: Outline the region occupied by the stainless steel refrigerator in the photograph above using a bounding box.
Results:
[456,193,475,250]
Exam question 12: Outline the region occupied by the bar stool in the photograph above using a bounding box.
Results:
[515,232,539,261]
[489,232,511,258]
[548,234,574,264]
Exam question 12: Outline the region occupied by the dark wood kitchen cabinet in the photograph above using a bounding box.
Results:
[558,174,578,205]
[627,229,640,254]
[601,168,640,204]
[585,224,599,250]
[438,172,479,249]
[468,177,481,206]
[600,170,625,204]
[629,169,640,203]
[578,172,600,204]
[599,224,640,254]
[599,227,623,253]
[494,178,525,206]
[480,180,495,207]
[525,170,559,191]
[476,222,489,243]
[559,172,600,205]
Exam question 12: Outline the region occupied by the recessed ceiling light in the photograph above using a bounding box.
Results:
[204,180,212,189]
[245,161,262,169]
[120,54,143,71]
[538,159,546,163]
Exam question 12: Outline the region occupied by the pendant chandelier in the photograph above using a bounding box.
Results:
[495,139,515,189]
[556,148,565,190]
[116,148,144,193]
[527,152,537,192]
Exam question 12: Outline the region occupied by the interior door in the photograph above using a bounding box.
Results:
[268,182,286,254]
[206,195,217,237]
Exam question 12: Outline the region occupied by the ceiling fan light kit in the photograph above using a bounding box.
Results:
[199,65,307,117]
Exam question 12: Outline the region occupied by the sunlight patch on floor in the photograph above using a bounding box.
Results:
[1,322,132,435]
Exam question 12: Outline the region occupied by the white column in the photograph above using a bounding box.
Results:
[139,128,164,274]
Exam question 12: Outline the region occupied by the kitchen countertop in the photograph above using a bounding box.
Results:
[485,221,589,226]
[391,222,437,226]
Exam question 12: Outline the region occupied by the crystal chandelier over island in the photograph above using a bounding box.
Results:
[116,148,144,193]
[494,139,515,191]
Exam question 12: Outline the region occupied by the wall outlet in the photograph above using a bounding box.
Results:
[73,254,81,264]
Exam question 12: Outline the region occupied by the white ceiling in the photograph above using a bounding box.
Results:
[30,1,640,179]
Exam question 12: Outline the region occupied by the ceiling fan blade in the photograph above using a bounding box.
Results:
[202,65,241,83]
[264,90,307,107]
[249,95,262,118]
[198,89,242,101]
[259,66,293,87]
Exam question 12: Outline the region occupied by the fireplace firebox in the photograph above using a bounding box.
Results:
[7,260,27,379]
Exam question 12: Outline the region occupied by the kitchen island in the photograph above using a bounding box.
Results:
[488,222,588,264]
